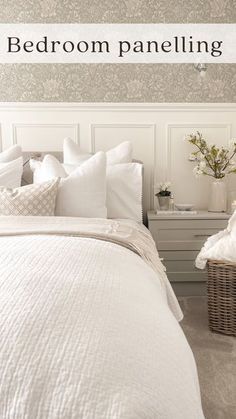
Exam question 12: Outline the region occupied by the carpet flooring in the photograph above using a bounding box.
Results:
[179,297,236,419]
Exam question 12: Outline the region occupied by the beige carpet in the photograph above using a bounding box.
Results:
[179,297,236,419]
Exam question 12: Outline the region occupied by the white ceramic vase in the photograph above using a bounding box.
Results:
[208,180,227,212]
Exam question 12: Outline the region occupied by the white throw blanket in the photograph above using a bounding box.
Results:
[196,211,236,269]
[0,216,204,419]
[0,216,182,321]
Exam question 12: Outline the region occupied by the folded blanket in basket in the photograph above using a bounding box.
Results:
[196,211,236,269]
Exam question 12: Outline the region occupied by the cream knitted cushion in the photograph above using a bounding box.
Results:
[0,178,59,216]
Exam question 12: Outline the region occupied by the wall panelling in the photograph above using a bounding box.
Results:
[1,102,236,214]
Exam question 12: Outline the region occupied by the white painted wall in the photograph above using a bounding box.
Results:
[0,102,236,215]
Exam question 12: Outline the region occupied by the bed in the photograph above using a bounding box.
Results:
[0,215,204,418]
[0,144,204,418]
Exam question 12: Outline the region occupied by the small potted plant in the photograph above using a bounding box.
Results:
[155,182,172,210]
[187,131,236,212]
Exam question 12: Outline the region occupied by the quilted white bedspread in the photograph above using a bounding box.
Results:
[0,217,204,419]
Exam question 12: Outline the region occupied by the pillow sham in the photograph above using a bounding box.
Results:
[63,138,92,166]
[31,152,107,218]
[63,138,132,166]
[106,141,133,165]
[0,157,23,188]
[106,163,143,222]
[0,178,59,216]
[56,160,143,222]
[0,145,22,163]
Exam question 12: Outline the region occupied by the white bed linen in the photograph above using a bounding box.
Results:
[0,157,23,188]
[196,211,236,269]
[31,153,107,218]
[0,217,204,419]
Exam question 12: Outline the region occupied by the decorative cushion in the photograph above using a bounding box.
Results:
[63,138,133,166]
[30,155,67,184]
[0,178,59,216]
[30,153,107,218]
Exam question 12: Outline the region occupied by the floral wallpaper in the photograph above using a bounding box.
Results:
[0,0,235,102]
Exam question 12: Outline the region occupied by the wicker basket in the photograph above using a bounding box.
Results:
[207,260,236,337]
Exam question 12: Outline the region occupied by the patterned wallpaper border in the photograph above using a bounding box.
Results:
[0,63,235,103]
[0,1,235,102]
[0,0,235,23]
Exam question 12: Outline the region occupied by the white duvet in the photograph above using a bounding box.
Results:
[0,217,204,419]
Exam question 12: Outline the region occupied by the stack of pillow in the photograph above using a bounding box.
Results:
[0,140,143,222]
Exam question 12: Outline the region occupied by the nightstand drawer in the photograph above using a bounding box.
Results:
[149,219,227,231]
[168,272,206,283]
[157,239,211,251]
[149,219,227,245]
[159,250,199,260]
[157,228,218,242]
[163,260,199,272]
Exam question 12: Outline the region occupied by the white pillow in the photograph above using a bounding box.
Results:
[0,157,23,188]
[0,145,22,163]
[0,178,59,216]
[62,161,143,222]
[31,153,107,218]
[106,163,143,222]
[63,138,132,166]
[63,138,92,165]
[30,155,67,184]
[106,141,133,165]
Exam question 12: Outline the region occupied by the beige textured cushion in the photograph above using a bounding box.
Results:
[0,178,59,216]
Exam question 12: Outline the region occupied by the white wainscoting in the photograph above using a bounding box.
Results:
[12,123,80,151]
[0,102,236,215]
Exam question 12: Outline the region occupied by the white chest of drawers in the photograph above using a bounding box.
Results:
[147,210,230,296]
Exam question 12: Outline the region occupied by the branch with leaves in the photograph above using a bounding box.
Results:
[187,132,236,179]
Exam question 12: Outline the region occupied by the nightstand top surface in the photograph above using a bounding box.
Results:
[147,210,231,220]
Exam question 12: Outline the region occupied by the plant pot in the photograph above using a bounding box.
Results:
[157,195,170,211]
[208,180,227,212]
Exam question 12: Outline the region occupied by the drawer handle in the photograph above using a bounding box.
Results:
[194,234,211,238]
